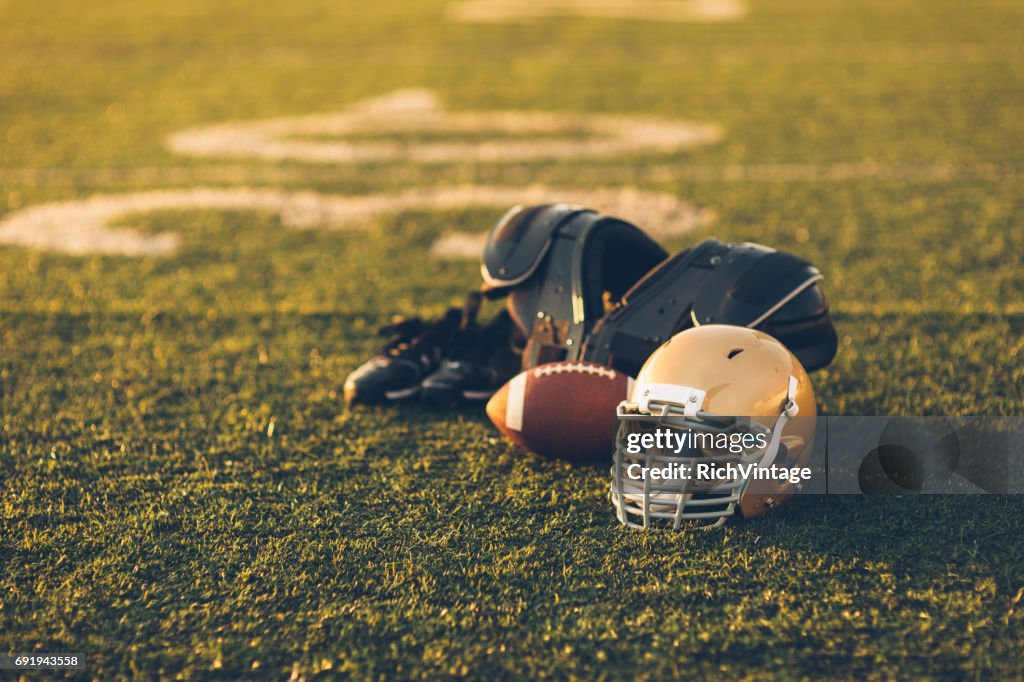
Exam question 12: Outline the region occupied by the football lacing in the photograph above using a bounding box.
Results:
[534,363,617,380]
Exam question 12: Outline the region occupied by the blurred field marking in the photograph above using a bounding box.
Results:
[0,186,710,257]
[449,0,745,22]
[649,162,1019,182]
[1,162,1015,188]
[165,89,723,164]
[5,43,1021,66]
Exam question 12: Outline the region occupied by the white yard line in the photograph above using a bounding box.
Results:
[2,162,1013,189]
[0,185,711,257]
[166,89,722,165]
[448,0,746,23]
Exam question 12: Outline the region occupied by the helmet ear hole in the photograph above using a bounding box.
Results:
[727,348,744,359]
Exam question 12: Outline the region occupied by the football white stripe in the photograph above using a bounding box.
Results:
[505,372,527,432]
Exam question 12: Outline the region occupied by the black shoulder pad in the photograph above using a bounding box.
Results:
[582,239,838,374]
[481,204,591,295]
[691,242,824,327]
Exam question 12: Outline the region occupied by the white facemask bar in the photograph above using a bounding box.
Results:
[610,449,745,530]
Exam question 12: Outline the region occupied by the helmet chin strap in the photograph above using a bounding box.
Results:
[757,376,799,470]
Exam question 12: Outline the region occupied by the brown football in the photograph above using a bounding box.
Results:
[486,361,633,462]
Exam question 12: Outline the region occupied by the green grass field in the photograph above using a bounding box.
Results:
[2,0,1023,678]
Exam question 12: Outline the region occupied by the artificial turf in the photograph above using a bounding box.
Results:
[1,0,1023,678]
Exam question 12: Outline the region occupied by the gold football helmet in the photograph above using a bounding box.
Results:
[611,325,817,530]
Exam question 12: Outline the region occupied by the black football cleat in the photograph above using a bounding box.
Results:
[419,360,501,408]
[420,309,520,408]
[344,308,464,405]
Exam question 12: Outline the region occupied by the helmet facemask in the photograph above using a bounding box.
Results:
[610,378,799,530]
